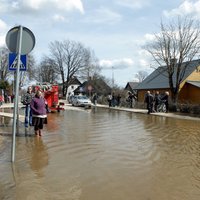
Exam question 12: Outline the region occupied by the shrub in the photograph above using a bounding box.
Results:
[178,103,200,115]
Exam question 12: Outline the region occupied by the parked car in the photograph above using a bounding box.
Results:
[72,95,92,108]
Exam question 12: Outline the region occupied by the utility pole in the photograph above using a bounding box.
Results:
[112,66,114,89]
[0,50,2,80]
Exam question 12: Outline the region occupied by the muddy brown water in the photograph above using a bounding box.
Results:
[0,107,200,200]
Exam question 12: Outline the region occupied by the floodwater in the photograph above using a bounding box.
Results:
[0,107,200,200]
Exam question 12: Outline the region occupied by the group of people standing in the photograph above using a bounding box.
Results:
[107,91,137,108]
[107,92,122,107]
[0,93,15,106]
[21,86,48,136]
[22,87,169,135]
[144,91,169,114]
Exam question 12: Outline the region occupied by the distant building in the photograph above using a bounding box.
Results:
[74,78,111,97]
[65,77,81,100]
[124,82,139,95]
[134,59,200,104]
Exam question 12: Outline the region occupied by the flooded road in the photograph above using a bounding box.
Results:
[0,107,200,200]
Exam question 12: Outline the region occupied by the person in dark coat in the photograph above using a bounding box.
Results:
[154,91,161,112]
[111,92,116,107]
[144,91,154,114]
[116,94,121,107]
[92,93,98,105]
[161,91,169,112]
[107,93,112,107]
[30,90,47,136]
[127,92,133,108]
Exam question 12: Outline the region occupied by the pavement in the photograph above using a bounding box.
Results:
[0,103,25,122]
[93,104,200,121]
[0,101,200,122]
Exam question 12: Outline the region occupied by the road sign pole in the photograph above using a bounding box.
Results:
[11,26,23,162]
[6,25,35,162]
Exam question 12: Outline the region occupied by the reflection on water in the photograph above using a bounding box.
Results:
[28,137,49,177]
[0,116,12,127]
[0,108,200,200]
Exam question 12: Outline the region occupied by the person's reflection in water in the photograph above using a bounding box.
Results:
[30,137,49,178]
[0,116,12,127]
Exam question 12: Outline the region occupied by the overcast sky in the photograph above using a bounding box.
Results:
[0,0,199,87]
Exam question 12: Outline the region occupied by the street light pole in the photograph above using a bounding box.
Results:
[0,50,2,80]
[112,66,114,89]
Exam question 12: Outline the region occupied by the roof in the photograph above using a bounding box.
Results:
[124,82,139,90]
[134,59,200,90]
[74,78,111,95]
[68,77,81,85]
[186,81,200,88]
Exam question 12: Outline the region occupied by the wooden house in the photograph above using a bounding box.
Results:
[134,60,200,104]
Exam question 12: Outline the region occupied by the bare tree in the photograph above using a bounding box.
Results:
[78,49,101,81]
[135,70,148,82]
[37,56,59,83]
[145,17,200,105]
[26,53,36,80]
[18,53,36,87]
[0,46,11,81]
[49,40,95,96]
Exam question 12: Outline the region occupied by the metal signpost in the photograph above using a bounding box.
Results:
[5,25,35,162]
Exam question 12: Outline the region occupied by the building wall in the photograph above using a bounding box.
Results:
[178,66,200,103]
[179,84,200,104]
[66,84,80,100]
[179,65,200,90]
